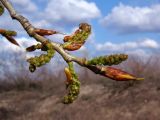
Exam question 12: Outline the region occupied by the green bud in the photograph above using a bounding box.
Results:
[35,62,41,67]
[63,96,70,104]
[47,53,54,58]
[27,42,55,72]
[44,56,50,63]
[47,49,54,54]
[86,54,128,66]
[40,56,45,61]
[0,4,4,16]
[31,58,37,65]
[63,62,80,104]
[3,31,17,36]
[46,43,53,49]
[35,43,42,49]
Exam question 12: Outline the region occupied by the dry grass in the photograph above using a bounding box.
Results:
[0,54,160,120]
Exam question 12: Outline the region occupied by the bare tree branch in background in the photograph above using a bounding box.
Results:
[0,0,144,104]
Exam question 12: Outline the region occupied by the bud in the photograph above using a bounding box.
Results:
[41,45,48,51]
[35,62,41,67]
[63,36,71,42]
[44,56,50,63]
[3,30,17,36]
[29,64,36,72]
[63,62,80,104]
[79,23,91,33]
[26,45,36,52]
[0,30,17,36]
[0,29,19,46]
[87,65,144,81]
[0,4,4,16]
[62,23,91,51]
[3,35,20,46]
[34,29,64,36]
[64,67,73,87]
[63,41,84,51]
[47,49,55,56]
[100,67,144,81]
[26,44,43,52]
[87,54,128,66]
[27,44,55,72]
[27,58,36,65]
[63,82,80,104]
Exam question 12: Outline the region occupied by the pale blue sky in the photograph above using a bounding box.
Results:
[0,0,160,57]
[89,0,160,43]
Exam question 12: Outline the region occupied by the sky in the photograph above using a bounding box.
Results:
[0,0,160,59]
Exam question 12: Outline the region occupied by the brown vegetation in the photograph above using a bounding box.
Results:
[0,53,160,120]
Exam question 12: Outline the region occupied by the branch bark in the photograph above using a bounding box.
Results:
[0,0,144,104]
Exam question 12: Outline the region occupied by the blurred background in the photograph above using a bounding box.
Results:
[0,0,160,120]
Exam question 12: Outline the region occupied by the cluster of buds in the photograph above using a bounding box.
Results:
[0,4,19,46]
[63,62,80,104]
[26,27,65,72]
[25,24,144,103]
[0,3,4,16]
[27,42,55,72]
[63,23,91,51]
[86,54,143,81]
[0,29,20,46]
[0,3,19,47]
[86,54,128,66]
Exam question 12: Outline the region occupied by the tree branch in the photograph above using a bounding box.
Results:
[0,0,144,104]
[0,0,86,66]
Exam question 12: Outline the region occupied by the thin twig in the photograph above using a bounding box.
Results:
[0,0,86,66]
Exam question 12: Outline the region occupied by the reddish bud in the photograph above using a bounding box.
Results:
[4,35,20,46]
[34,29,57,36]
[63,42,84,51]
[87,65,144,81]
[0,29,5,34]
[63,36,72,42]
[34,29,65,36]
[26,45,36,52]
[101,67,144,81]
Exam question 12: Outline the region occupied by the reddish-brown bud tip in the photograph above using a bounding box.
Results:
[63,36,72,42]
[101,67,144,81]
[34,29,57,36]
[4,35,20,46]
[26,45,36,52]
